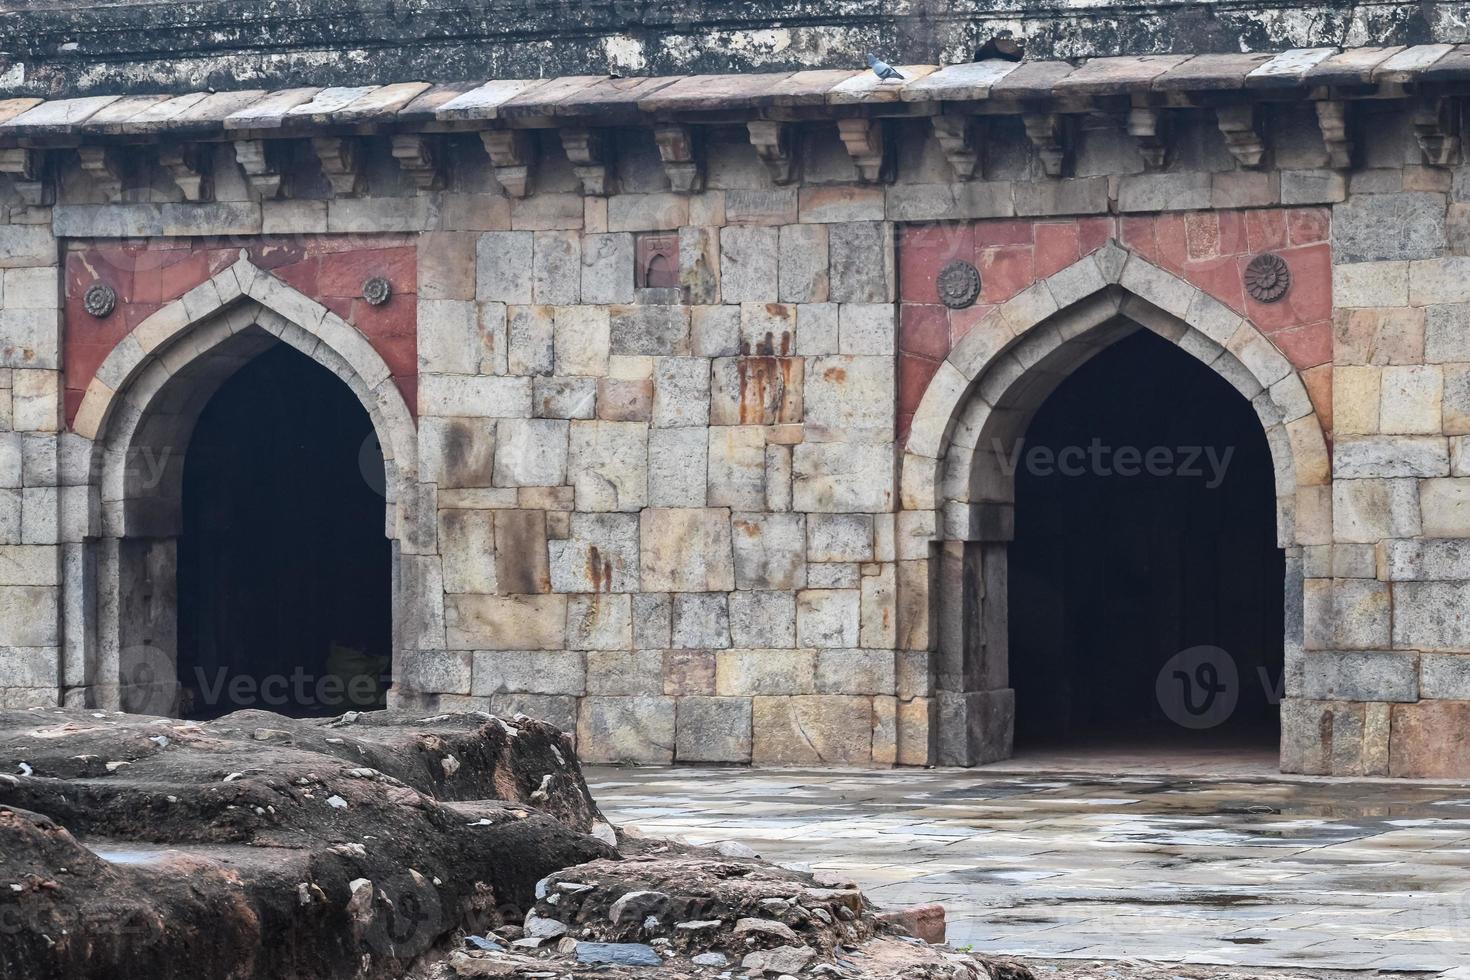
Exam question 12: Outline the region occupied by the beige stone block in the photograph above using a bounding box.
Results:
[859,563,897,649]
[1333,366,1380,435]
[663,649,715,696]
[797,588,860,648]
[715,648,816,695]
[1333,478,1420,543]
[675,696,752,763]
[640,508,735,592]
[552,306,611,377]
[1332,308,1424,366]
[567,593,633,650]
[472,650,584,695]
[1332,261,1409,309]
[871,694,897,766]
[1443,365,1470,435]
[577,695,675,763]
[567,420,647,512]
[1420,478,1470,537]
[752,695,873,765]
[438,508,497,594]
[444,593,566,650]
[815,648,895,695]
[707,426,767,510]
[1378,365,1442,434]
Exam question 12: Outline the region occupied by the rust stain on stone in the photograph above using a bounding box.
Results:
[823,365,847,383]
[587,545,613,592]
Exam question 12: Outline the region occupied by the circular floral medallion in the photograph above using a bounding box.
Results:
[936,260,982,309]
[83,282,117,318]
[1244,253,1290,303]
[362,276,392,306]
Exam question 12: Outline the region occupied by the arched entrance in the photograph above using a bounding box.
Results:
[177,343,392,718]
[1008,328,1284,757]
[902,242,1330,767]
[69,258,421,718]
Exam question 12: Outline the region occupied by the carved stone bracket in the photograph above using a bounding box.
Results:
[1313,101,1352,170]
[1126,106,1169,172]
[1021,112,1070,177]
[233,139,282,200]
[479,129,534,198]
[77,145,125,201]
[559,128,609,196]
[931,114,982,180]
[0,147,50,206]
[311,136,364,197]
[159,143,213,202]
[1413,98,1462,168]
[1216,104,1266,169]
[393,134,443,193]
[653,123,704,193]
[746,120,798,185]
[836,117,891,183]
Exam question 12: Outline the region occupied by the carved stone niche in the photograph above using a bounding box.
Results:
[635,232,679,289]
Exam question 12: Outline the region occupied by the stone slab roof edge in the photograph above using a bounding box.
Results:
[2,44,1468,143]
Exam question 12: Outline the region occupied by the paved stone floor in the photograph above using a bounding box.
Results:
[587,761,1470,977]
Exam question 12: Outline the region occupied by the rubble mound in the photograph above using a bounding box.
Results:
[0,707,615,980]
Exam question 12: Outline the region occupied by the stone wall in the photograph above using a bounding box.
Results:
[5,57,1470,773]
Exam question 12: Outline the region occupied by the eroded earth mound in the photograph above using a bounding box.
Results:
[0,707,1020,980]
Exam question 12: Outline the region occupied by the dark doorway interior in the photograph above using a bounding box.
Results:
[178,342,391,719]
[1008,327,1284,752]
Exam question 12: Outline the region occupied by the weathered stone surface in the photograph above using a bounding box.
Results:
[778,224,830,304]
[804,356,894,431]
[648,427,708,507]
[568,421,648,512]
[577,695,675,763]
[720,226,779,303]
[495,509,553,594]
[474,650,586,695]
[731,512,807,590]
[478,230,534,302]
[671,592,732,649]
[568,593,634,650]
[553,306,612,377]
[1393,581,1470,650]
[752,695,873,764]
[439,508,498,593]
[610,306,691,356]
[792,442,895,512]
[716,649,815,696]
[728,590,797,649]
[586,649,662,695]
[652,357,710,427]
[807,514,873,563]
[797,589,860,648]
[828,222,893,303]
[495,418,570,487]
[581,233,635,305]
[422,417,495,489]
[548,513,640,593]
[707,426,767,510]
[675,696,752,762]
[1332,192,1446,262]
[710,356,803,426]
[1389,700,1470,778]
[447,594,567,650]
[640,508,735,592]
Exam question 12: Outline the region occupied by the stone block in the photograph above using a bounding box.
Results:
[508,305,555,376]
[1419,478,1470,537]
[640,508,735,592]
[726,188,797,225]
[647,427,708,507]
[476,231,533,302]
[720,226,779,303]
[608,193,688,232]
[1388,700,1470,778]
[707,426,767,510]
[1332,366,1379,434]
[568,593,634,650]
[398,650,472,695]
[1409,256,1470,306]
[804,356,894,432]
[511,193,584,231]
[815,648,895,695]
[633,593,672,649]
[581,233,635,305]
[0,226,56,268]
[1394,581,1470,650]
[485,693,578,733]
[552,306,611,377]
[610,306,691,356]
[493,418,569,487]
[1280,698,1370,775]
[1420,653,1470,700]
[420,417,495,489]
[1332,478,1419,543]
[596,377,653,421]
[936,689,1014,766]
[1333,435,1447,479]
[778,224,830,303]
[1443,367,1470,435]
[679,226,721,306]
[0,645,57,687]
[652,357,710,428]
[797,589,860,648]
[1332,261,1409,309]
[860,564,897,649]
[531,230,581,305]
[1332,308,1423,366]
[472,650,585,695]
[799,185,885,223]
[692,305,741,358]
[671,592,731,649]
[739,302,796,356]
[1300,650,1416,702]
[493,509,552,594]
[731,512,807,590]
[1377,365,1441,434]
[663,649,715,696]
[792,442,895,513]
[828,222,893,303]
[438,509,497,594]
[419,375,531,418]
[709,356,803,426]
[547,512,639,593]
[807,514,873,563]
[1380,538,1470,581]
[1329,579,1393,650]
[751,695,872,764]
[675,697,752,762]
[534,376,598,419]
[0,310,59,371]
[577,695,676,763]
[1333,192,1446,263]
[445,593,566,650]
[728,590,797,649]
[715,649,815,696]
[585,652,661,696]
[567,420,648,512]
[1423,305,1470,364]
[1117,171,1211,212]
[838,305,895,356]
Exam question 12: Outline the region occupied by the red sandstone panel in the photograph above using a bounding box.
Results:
[62,236,419,425]
[895,208,1333,445]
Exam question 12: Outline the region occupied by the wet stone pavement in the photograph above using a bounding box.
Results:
[586,766,1470,977]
